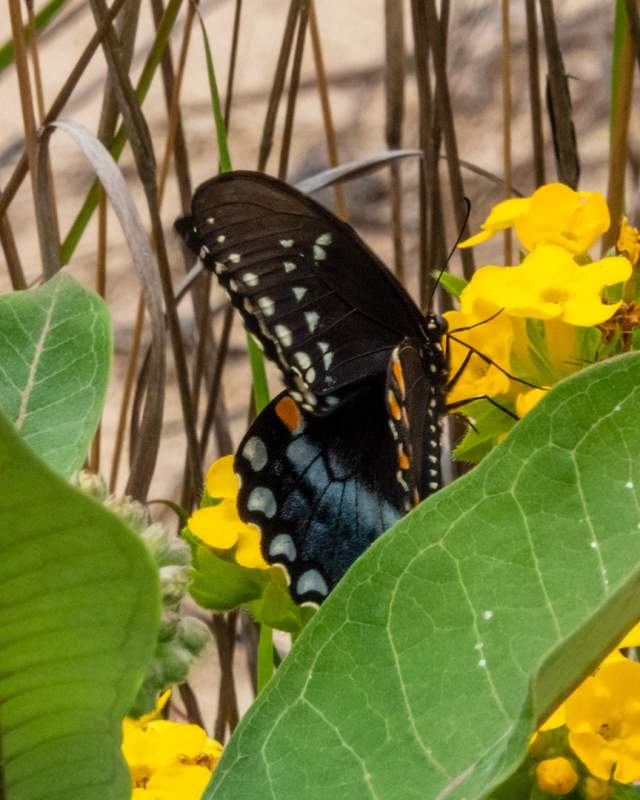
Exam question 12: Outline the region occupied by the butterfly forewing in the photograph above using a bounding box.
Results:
[176,171,426,414]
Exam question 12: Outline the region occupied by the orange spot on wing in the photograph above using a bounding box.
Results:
[388,390,402,420]
[398,445,410,471]
[392,357,405,396]
[276,396,303,432]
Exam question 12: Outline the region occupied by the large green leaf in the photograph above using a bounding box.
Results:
[0,410,160,800]
[0,273,111,477]
[205,353,640,800]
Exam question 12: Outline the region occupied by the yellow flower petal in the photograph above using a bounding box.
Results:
[459,184,609,254]
[444,300,513,405]
[188,503,241,550]
[619,622,640,649]
[461,245,630,327]
[458,198,531,249]
[515,388,548,418]
[457,229,493,249]
[566,660,640,783]
[205,455,238,499]
[540,702,565,731]
[236,526,270,569]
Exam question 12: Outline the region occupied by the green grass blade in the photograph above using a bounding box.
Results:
[198,10,270,413]
[0,0,68,73]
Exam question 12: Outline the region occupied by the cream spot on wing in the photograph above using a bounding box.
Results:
[284,261,297,272]
[269,534,297,562]
[280,239,294,248]
[243,272,259,287]
[242,436,268,471]
[295,351,312,370]
[258,297,275,316]
[247,487,277,518]
[217,234,226,243]
[275,324,292,347]
[313,245,326,261]
[296,569,328,598]
[305,311,319,332]
[293,286,307,300]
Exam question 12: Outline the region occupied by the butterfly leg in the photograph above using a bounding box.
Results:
[446,394,519,421]
[446,348,473,394]
[446,333,540,390]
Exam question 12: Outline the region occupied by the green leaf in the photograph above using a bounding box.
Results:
[246,575,311,634]
[453,400,516,462]
[0,274,111,477]
[190,546,268,610]
[437,271,468,300]
[204,353,640,800]
[0,409,159,800]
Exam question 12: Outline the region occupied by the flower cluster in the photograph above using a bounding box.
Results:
[444,183,635,457]
[123,692,223,799]
[72,471,211,717]
[527,624,640,797]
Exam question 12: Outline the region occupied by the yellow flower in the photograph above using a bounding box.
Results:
[444,299,513,405]
[460,245,631,327]
[617,216,640,267]
[459,183,610,255]
[584,776,613,800]
[188,456,269,570]
[540,703,565,731]
[618,622,640,649]
[535,757,578,796]
[565,659,640,783]
[515,388,548,418]
[123,716,223,799]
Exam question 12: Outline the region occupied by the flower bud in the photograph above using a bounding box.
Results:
[72,470,107,501]
[536,757,578,796]
[159,564,191,607]
[177,616,211,655]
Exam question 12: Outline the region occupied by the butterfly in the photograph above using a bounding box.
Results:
[175,171,449,607]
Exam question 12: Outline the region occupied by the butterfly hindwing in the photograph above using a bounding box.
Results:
[386,337,447,505]
[235,389,407,606]
[176,171,427,414]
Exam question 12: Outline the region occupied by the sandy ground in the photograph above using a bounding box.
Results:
[0,0,635,731]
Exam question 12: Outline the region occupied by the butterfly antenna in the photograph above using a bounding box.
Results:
[427,197,471,311]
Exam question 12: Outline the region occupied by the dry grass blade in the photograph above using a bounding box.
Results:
[88,0,203,495]
[539,0,580,188]
[224,0,243,128]
[410,0,437,309]
[502,0,512,264]
[605,16,635,255]
[8,0,57,269]
[0,191,26,289]
[525,0,546,186]
[457,157,524,197]
[0,0,129,222]
[39,119,166,500]
[278,0,310,180]
[424,0,474,280]
[385,0,406,284]
[296,149,423,194]
[257,0,299,171]
[308,1,347,219]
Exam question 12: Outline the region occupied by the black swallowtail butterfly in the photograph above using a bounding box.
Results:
[175,171,448,607]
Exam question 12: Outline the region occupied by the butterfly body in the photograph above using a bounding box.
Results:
[176,171,448,606]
